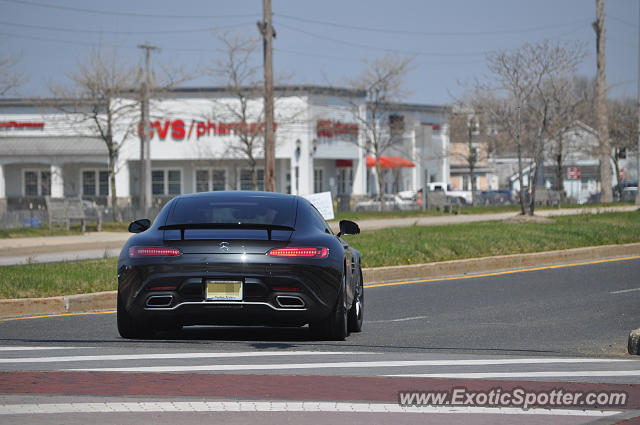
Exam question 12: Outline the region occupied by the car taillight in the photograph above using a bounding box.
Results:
[267,247,329,258]
[129,247,182,257]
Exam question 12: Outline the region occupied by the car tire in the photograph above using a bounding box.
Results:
[310,272,349,341]
[117,292,152,339]
[348,267,364,333]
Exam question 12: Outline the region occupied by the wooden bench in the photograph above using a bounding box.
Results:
[533,188,561,207]
[426,191,459,214]
[45,196,102,232]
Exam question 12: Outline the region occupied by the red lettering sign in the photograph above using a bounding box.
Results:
[0,121,45,130]
[316,120,358,138]
[137,120,278,141]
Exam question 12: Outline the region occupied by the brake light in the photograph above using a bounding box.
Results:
[129,247,182,257]
[268,247,328,258]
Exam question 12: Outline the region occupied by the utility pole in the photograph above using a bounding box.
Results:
[636,0,640,205]
[259,0,276,192]
[138,42,158,216]
[516,104,526,215]
[593,0,613,202]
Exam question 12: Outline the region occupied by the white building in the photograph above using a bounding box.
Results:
[0,86,451,214]
[508,122,638,203]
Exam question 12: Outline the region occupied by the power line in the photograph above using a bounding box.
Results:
[275,21,486,57]
[276,13,592,37]
[274,47,484,65]
[606,14,639,29]
[0,0,256,19]
[0,30,99,48]
[0,29,239,53]
[0,20,253,35]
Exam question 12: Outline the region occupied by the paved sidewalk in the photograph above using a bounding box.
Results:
[0,205,636,266]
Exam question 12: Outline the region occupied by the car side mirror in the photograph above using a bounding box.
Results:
[128,218,151,233]
[337,219,360,238]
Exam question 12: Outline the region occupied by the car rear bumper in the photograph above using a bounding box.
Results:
[129,297,328,327]
[119,259,341,327]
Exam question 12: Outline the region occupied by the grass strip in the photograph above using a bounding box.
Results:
[0,211,638,299]
[1,202,633,239]
[0,257,118,299]
[343,210,640,267]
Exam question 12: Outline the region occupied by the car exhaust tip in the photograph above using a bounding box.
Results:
[275,295,305,308]
[146,295,173,308]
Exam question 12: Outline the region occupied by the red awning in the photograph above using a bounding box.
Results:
[366,155,415,168]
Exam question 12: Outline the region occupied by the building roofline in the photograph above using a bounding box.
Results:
[373,102,451,113]
[0,98,103,108]
[166,85,367,98]
[0,85,367,107]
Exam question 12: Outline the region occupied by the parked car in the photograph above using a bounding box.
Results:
[354,194,416,211]
[422,182,472,204]
[117,191,364,341]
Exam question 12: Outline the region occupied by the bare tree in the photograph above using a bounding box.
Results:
[608,98,638,198]
[478,40,586,214]
[449,101,490,206]
[543,76,590,197]
[207,32,266,190]
[346,53,413,210]
[205,31,299,192]
[50,47,138,221]
[0,49,26,96]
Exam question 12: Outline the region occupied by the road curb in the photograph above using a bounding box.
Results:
[361,243,640,283]
[1,243,639,319]
[0,291,116,319]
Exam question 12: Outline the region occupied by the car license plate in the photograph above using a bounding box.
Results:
[206,280,243,301]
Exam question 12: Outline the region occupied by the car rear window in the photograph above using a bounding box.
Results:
[165,195,297,228]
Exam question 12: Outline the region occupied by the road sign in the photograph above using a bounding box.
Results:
[568,168,581,180]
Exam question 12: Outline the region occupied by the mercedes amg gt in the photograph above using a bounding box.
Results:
[117,191,363,340]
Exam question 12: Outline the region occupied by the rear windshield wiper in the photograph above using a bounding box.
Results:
[159,223,295,240]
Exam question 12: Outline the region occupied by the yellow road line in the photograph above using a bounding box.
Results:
[2,255,639,322]
[364,255,640,289]
[0,310,116,322]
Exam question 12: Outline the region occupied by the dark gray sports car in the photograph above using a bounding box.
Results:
[117,191,363,340]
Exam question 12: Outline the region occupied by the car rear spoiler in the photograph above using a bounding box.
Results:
[159,223,295,241]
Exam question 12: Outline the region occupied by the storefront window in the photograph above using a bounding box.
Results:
[24,171,38,196]
[151,170,181,195]
[314,169,323,193]
[168,170,181,195]
[152,170,164,195]
[240,169,264,191]
[337,168,352,195]
[99,171,109,196]
[196,170,209,192]
[82,171,96,196]
[212,170,225,191]
[82,170,109,196]
[24,170,51,197]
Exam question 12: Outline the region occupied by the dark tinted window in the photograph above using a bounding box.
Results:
[305,200,331,233]
[166,194,297,227]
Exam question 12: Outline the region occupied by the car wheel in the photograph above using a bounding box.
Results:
[310,272,348,341]
[117,291,152,339]
[348,267,364,333]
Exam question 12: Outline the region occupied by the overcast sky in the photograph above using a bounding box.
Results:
[1,0,637,104]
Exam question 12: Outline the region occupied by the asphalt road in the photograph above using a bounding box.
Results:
[1,257,639,357]
[0,257,639,423]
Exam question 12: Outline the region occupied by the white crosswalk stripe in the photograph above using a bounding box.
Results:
[0,346,639,383]
[0,351,362,363]
[66,358,634,373]
[0,401,622,417]
[0,346,89,351]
